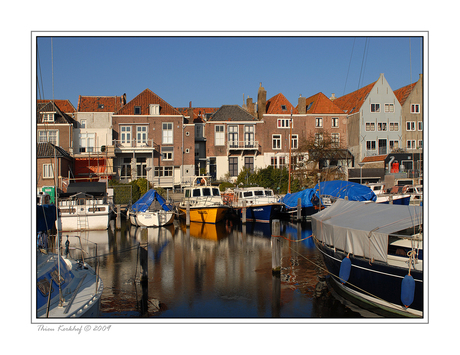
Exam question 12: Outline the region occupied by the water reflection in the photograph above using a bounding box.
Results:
[73,219,364,319]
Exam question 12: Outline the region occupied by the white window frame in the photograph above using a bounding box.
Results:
[406,121,416,131]
[161,146,174,161]
[331,133,340,147]
[291,134,298,149]
[365,122,375,131]
[406,140,416,149]
[80,119,86,128]
[42,112,55,122]
[332,117,339,128]
[43,163,54,179]
[38,130,59,145]
[215,125,225,146]
[378,122,387,131]
[418,121,423,131]
[384,103,394,113]
[371,103,380,113]
[162,122,173,144]
[277,118,292,128]
[120,126,131,145]
[389,140,399,150]
[272,134,281,150]
[79,132,95,152]
[366,140,376,151]
[389,122,399,131]
[244,125,255,147]
[228,125,238,147]
[315,117,323,128]
[411,104,420,113]
[137,126,148,145]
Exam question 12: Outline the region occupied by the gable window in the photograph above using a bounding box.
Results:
[332,117,339,128]
[277,118,292,128]
[134,106,141,115]
[384,103,394,113]
[272,134,281,149]
[406,122,416,131]
[38,130,58,145]
[161,146,173,161]
[43,163,54,179]
[291,134,298,149]
[79,133,95,152]
[365,122,375,131]
[137,126,148,145]
[229,157,238,177]
[315,117,323,127]
[120,126,131,145]
[389,122,399,131]
[366,140,376,151]
[371,103,380,112]
[42,113,55,122]
[411,104,420,113]
[162,123,173,144]
[378,122,387,131]
[215,125,225,146]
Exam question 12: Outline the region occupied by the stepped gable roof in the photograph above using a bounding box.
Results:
[301,92,345,114]
[266,93,297,114]
[37,99,76,113]
[394,82,417,106]
[78,95,125,112]
[116,88,181,115]
[37,142,72,159]
[208,105,258,122]
[333,81,377,115]
[37,101,76,125]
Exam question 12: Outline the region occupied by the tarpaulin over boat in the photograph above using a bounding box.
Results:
[311,199,423,262]
[37,204,57,232]
[131,189,172,212]
[282,188,316,209]
[314,180,377,202]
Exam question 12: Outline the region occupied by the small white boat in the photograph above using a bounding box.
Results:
[129,189,175,227]
[368,183,411,205]
[36,201,103,318]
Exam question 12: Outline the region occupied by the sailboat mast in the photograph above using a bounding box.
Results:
[288,108,292,193]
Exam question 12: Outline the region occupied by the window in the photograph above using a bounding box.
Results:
[271,156,277,168]
[215,125,225,146]
[407,140,416,149]
[244,157,254,173]
[418,121,423,131]
[42,113,55,122]
[332,117,339,128]
[79,133,95,152]
[315,117,323,127]
[371,104,380,112]
[161,146,173,160]
[162,123,173,144]
[277,119,292,128]
[279,156,286,169]
[365,122,375,131]
[228,125,238,148]
[137,126,148,145]
[418,140,423,149]
[315,133,323,145]
[389,140,399,150]
[378,122,387,131]
[121,158,131,179]
[272,134,281,149]
[154,166,173,177]
[38,130,58,145]
[43,163,54,179]
[80,120,86,128]
[244,125,255,147]
[291,134,298,149]
[389,122,399,131]
[407,122,416,131]
[136,157,147,178]
[134,106,141,115]
[384,103,394,113]
[411,104,420,113]
[229,157,238,177]
[331,133,340,147]
[366,140,376,151]
[149,104,159,115]
[120,126,131,145]
[281,105,287,111]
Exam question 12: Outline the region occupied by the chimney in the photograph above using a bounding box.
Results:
[188,101,194,121]
[298,95,306,114]
[122,93,126,105]
[330,93,336,101]
[257,82,266,120]
[246,97,255,116]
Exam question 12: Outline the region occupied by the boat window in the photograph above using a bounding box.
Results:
[244,191,253,197]
[202,188,211,196]
[185,189,191,198]
[254,190,264,196]
[212,188,220,196]
[193,189,201,197]
[265,190,273,196]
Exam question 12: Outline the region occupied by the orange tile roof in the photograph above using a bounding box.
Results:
[266,93,297,114]
[37,99,76,113]
[78,95,125,112]
[333,81,377,114]
[176,107,220,122]
[361,154,387,163]
[394,82,416,106]
[301,92,345,114]
[116,89,181,115]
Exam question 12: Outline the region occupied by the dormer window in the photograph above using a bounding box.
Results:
[43,113,55,122]
[281,105,287,111]
[149,104,160,115]
[134,106,141,115]
[98,104,104,109]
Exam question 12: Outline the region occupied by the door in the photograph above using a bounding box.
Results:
[378,139,387,155]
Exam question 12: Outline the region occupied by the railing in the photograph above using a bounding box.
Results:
[113,139,156,149]
[227,140,259,150]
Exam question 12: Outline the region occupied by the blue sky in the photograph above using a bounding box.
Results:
[35,34,424,109]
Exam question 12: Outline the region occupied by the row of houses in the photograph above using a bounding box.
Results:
[36,72,423,193]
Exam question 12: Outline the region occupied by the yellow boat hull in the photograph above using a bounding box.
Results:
[179,206,228,224]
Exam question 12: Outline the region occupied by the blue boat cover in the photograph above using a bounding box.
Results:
[37,204,57,232]
[314,180,376,202]
[282,188,316,209]
[131,189,172,212]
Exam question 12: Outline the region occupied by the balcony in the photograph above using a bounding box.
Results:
[113,139,158,152]
[227,140,259,151]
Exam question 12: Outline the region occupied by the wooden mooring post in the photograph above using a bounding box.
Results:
[186,200,190,227]
[296,197,302,221]
[116,205,121,230]
[271,219,281,275]
[242,200,247,224]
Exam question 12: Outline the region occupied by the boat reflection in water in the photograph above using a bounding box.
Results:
[78,219,365,319]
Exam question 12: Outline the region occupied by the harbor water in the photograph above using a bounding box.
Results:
[72,218,376,319]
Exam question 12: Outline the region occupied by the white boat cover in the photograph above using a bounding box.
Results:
[311,199,423,262]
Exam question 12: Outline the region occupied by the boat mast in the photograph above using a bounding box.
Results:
[288,108,292,194]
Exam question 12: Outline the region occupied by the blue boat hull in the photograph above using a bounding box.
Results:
[314,238,423,317]
[239,203,283,223]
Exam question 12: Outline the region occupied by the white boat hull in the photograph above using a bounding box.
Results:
[135,210,175,227]
[58,212,110,231]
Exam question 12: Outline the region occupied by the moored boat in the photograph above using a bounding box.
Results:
[179,176,229,224]
[129,189,175,227]
[311,199,423,317]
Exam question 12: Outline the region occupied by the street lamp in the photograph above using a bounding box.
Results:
[358,162,365,185]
